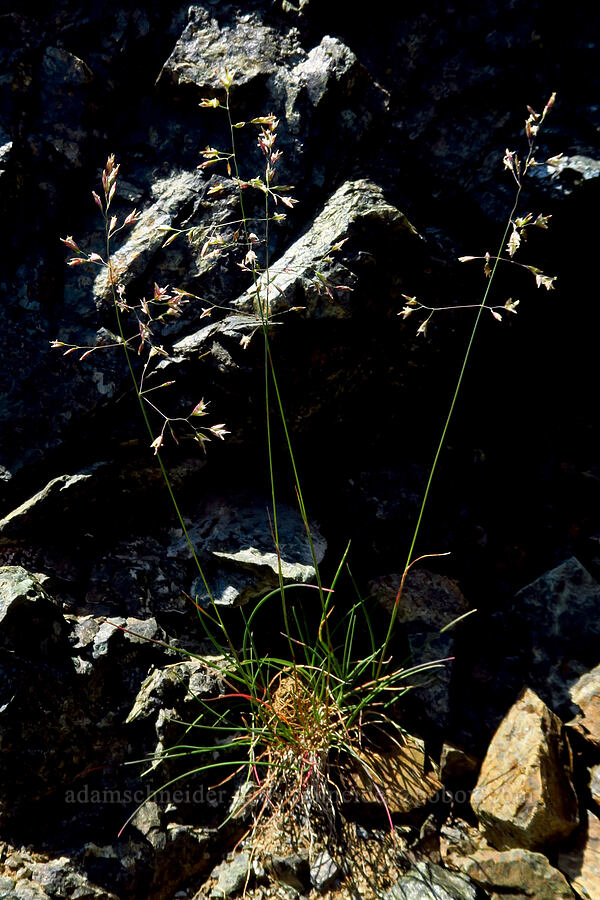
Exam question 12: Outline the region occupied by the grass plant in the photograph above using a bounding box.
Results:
[55,80,558,851]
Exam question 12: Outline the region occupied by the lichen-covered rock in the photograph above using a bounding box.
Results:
[471,687,579,850]
[450,848,576,899]
[158,6,301,100]
[166,491,326,607]
[231,179,419,320]
[92,170,206,305]
[0,565,69,657]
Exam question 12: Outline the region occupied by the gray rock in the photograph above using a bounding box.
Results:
[0,565,68,657]
[532,154,600,200]
[85,537,188,619]
[265,851,310,892]
[513,557,600,715]
[210,851,252,898]
[158,10,385,195]
[167,492,326,607]
[0,473,94,544]
[69,614,162,659]
[471,687,579,851]
[158,7,301,99]
[13,884,50,900]
[126,656,223,726]
[30,856,118,899]
[80,826,223,900]
[0,878,15,899]
[173,315,261,358]
[92,170,205,305]
[231,179,419,320]
[0,848,117,900]
[309,849,343,892]
[386,861,478,900]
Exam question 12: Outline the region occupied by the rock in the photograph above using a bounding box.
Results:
[85,537,189,619]
[370,568,469,729]
[0,565,69,657]
[0,848,118,900]
[0,878,16,899]
[345,733,442,815]
[309,849,343,892]
[92,170,206,305]
[209,851,252,898]
[157,6,300,101]
[385,861,478,900]
[568,663,600,749]
[173,314,263,358]
[0,472,95,544]
[231,179,419,320]
[29,856,118,899]
[167,491,326,608]
[439,819,491,867]
[451,848,576,899]
[36,47,96,169]
[69,614,163,660]
[557,808,600,900]
[590,765,600,805]
[264,851,310,892]
[80,824,229,900]
[533,154,600,200]
[471,687,579,851]
[126,656,224,727]
[512,557,600,715]
[439,744,479,782]
[158,8,386,192]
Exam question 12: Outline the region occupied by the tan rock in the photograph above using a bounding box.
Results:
[440,743,479,781]
[345,733,442,815]
[471,687,579,850]
[569,664,600,749]
[557,809,600,900]
[590,764,600,805]
[451,848,576,900]
[440,818,491,866]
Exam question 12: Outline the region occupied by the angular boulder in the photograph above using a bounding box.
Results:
[471,687,579,850]
[451,848,576,900]
[568,662,600,749]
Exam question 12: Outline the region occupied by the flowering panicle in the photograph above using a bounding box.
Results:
[400,94,558,332]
